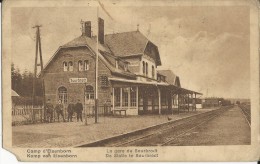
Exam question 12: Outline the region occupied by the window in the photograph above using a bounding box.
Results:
[115,60,119,69]
[85,85,94,99]
[157,75,160,81]
[58,86,67,104]
[161,91,167,105]
[63,62,68,71]
[114,88,120,107]
[142,61,145,75]
[152,65,155,78]
[130,87,137,106]
[146,62,148,76]
[162,76,166,82]
[78,60,83,71]
[122,88,128,107]
[124,64,128,71]
[100,75,108,87]
[84,60,89,71]
[68,61,73,71]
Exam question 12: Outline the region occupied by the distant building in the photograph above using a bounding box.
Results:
[40,19,201,116]
[203,97,231,108]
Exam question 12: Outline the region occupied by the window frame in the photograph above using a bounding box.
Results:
[130,87,137,107]
[114,88,120,107]
[63,62,68,72]
[145,62,148,76]
[152,65,155,78]
[84,60,89,71]
[78,60,83,71]
[142,61,145,75]
[122,88,128,107]
[68,61,73,71]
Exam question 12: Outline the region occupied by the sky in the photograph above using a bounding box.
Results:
[11,5,250,99]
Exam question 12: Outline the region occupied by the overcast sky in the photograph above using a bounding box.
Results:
[11,5,250,99]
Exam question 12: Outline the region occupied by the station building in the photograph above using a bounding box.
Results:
[40,19,201,116]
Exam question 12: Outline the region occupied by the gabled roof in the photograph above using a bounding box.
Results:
[105,31,147,56]
[157,70,181,87]
[62,35,110,53]
[40,35,135,79]
[98,51,136,79]
[105,31,162,65]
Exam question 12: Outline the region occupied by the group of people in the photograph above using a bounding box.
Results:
[45,99,83,123]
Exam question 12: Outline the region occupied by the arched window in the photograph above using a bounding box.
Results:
[85,85,94,99]
[142,61,145,75]
[68,61,73,71]
[78,60,83,71]
[84,60,89,71]
[63,62,68,71]
[58,86,67,104]
[124,64,128,71]
[152,65,155,78]
[145,62,148,76]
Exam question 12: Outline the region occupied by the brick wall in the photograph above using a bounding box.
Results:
[43,46,112,107]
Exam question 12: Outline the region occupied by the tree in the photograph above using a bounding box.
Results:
[11,63,43,97]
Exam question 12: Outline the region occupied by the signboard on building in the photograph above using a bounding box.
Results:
[69,78,87,83]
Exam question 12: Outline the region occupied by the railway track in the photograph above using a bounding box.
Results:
[79,106,233,147]
[239,104,251,127]
[114,109,223,146]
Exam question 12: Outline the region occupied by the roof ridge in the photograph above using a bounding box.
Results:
[105,30,140,36]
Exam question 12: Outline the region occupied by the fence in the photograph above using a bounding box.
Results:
[12,105,44,126]
[12,105,112,126]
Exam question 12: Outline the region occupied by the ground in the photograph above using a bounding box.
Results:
[12,108,214,147]
[169,106,250,145]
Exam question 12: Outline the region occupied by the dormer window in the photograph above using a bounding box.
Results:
[145,62,148,76]
[142,61,145,75]
[84,60,89,71]
[152,65,155,78]
[124,64,128,71]
[68,61,73,71]
[157,76,160,81]
[115,60,119,69]
[78,60,83,71]
[63,62,68,71]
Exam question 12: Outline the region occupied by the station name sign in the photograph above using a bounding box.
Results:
[69,78,87,83]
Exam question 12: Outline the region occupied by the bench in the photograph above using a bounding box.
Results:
[113,109,127,116]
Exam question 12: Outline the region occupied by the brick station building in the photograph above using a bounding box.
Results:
[40,19,201,116]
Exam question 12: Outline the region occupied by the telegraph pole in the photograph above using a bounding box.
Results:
[95,7,99,123]
[32,25,46,122]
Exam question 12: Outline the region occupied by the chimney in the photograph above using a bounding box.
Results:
[98,18,104,44]
[83,21,91,37]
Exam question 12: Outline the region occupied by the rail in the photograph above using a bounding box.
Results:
[78,106,233,147]
[238,104,251,127]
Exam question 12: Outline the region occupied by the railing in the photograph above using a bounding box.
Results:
[83,105,112,117]
[12,105,112,126]
[12,105,44,126]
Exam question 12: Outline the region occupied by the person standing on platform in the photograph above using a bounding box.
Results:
[67,100,74,122]
[55,99,66,122]
[75,99,83,122]
[45,99,54,123]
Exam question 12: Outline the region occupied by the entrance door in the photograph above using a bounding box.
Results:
[58,86,68,118]
[84,85,95,116]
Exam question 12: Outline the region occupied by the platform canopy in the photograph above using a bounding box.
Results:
[167,85,202,95]
[109,77,202,95]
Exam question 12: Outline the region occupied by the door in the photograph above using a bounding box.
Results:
[58,86,68,117]
[84,85,95,116]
